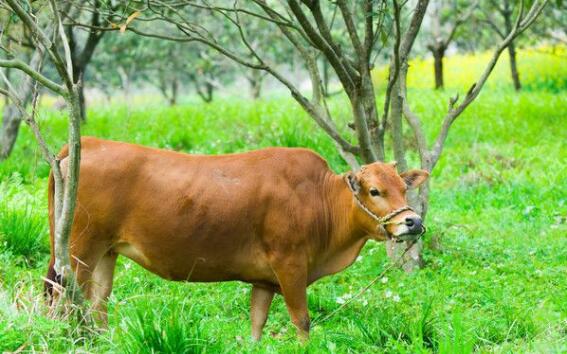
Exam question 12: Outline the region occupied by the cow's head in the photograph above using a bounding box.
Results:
[345,162,429,242]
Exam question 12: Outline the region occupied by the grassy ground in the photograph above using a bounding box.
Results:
[0,47,566,353]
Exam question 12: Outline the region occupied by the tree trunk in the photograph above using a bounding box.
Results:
[77,82,86,122]
[51,84,85,307]
[0,105,22,160]
[196,80,214,103]
[359,68,384,162]
[205,82,213,102]
[170,78,178,106]
[117,66,131,102]
[433,47,445,89]
[70,61,87,122]
[322,60,330,96]
[248,70,263,99]
[387,74,423,272]
[249,77,262,100]
[390,80,407,171]
[0,49,42,160]
[507,42,521,91]
[501,1,521,92]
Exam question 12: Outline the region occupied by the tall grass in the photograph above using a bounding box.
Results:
[0,206,48,263]
[118,306,220,354]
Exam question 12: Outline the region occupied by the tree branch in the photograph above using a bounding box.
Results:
[0,58,66,95]
[430,0,548,168]
[287,0,357,93]
[337,0,364,65]
[443,1,479,48]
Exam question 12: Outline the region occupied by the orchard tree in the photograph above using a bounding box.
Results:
[186,47,234,103]
[0,27,41,160]
[481,0,526,91]
[0,1,110,160]
[0,0,86,310]
[425,0,478,89]
[62,0,114,121]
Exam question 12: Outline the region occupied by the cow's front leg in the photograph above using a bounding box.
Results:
[273,263,310,340]
[250,285,275,341]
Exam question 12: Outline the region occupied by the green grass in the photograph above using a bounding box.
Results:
[0,47,566,353]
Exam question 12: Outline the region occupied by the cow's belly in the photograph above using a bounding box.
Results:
[112,232,275,284]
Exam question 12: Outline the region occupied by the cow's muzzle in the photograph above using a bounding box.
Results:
[391,216,426,242]
[404,216,423,235]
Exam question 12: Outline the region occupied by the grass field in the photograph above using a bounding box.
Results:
[0,47,566,353]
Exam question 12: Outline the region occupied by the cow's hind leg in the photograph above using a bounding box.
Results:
[89,251,118,326]
[250,285,274,341]
[68,236,116,326]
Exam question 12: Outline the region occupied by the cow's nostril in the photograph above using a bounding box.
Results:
[405,217,415,227]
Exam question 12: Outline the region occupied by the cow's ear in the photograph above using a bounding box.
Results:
[346,172,361,194]
[400,169,429,189]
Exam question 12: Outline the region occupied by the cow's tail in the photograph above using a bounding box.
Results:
[44,169,61,304]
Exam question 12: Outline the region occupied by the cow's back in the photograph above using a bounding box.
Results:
[64,137,332,284]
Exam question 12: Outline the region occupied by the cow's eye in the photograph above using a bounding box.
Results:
[369,188,380,197]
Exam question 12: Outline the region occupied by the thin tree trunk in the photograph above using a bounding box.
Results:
[390,80,407,171]
[0,50,42,160]
[358,68,383,162]
[170,78,178,106]
[52,84,84,306]
[77,82,86,121]
[501,1,521,91]
[322,59,330,96]
[387,75,423,272]
[433,47,445,89]
[205,81,213,102]
[0,105,23,159]
[196,80,214,103]
[117,66,131,102]
[507,42,521,91]
[248,71,263,100]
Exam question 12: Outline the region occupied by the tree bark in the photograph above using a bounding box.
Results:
[196,80,214,103]
[433,47,445,89]
[390,80,407,171]
[248,69,264,99]
[507,42,521,91]
[170,78,178,106]
[0,49,43,160]
[76,82,86,121]
[501,1,522,91]
[117,66,131,102]
[66,6,105,122]
[0,105,23,160]
[51,84,84,306]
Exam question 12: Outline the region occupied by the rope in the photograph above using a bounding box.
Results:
[353,195,414,226]
[311,241,416,327]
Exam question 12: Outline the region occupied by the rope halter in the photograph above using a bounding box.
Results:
[352,194,414,226]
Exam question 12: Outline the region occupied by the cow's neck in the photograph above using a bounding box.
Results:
[310,172,369,281]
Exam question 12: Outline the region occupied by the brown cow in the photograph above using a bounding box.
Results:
[45,137,428,340]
